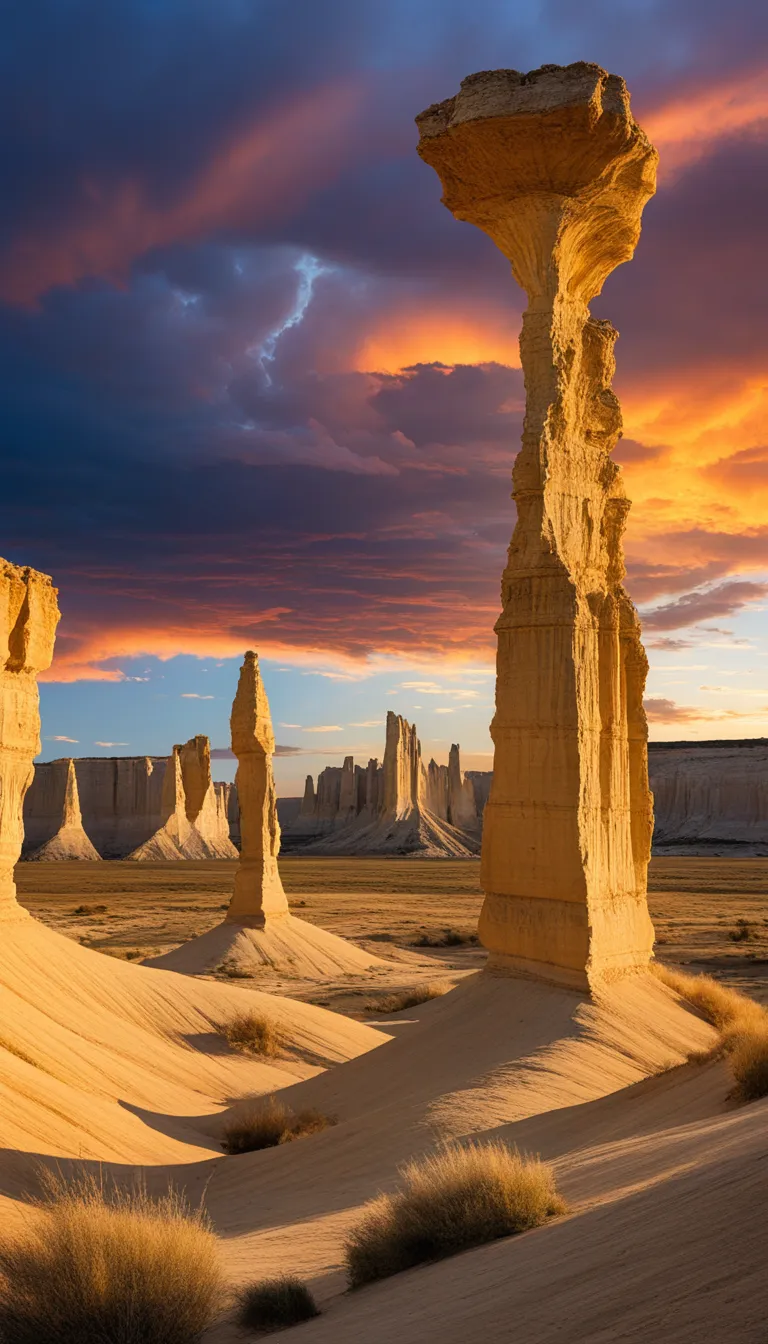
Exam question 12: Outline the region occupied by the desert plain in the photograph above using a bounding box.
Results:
[14,856,768,1008]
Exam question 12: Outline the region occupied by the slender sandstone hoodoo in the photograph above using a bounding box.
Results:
[417,64,657,989]
[226,650,289,926]
[0,560,60,917]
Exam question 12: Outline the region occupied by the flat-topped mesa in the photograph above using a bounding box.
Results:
[417,65,657,990]
[0,560,60,915]
[226,651,289,927]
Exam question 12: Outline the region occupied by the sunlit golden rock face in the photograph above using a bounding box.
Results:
[226,650,289,926]
[0,560,60,916]
[418,63,658,990]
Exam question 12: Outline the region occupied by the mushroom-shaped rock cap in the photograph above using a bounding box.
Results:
[230,650,275,758]
[416,62,657,304]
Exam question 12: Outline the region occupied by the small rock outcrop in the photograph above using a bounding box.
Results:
[1,560,60,916]
[283,711,480,856]
[418,64,657,988]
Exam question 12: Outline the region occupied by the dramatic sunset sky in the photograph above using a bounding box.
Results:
[3,0,767,792]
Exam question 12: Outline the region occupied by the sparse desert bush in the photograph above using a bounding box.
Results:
[365,981,451,1014]
[0,1174,222,1344]
[653,964,765,1039]
[221,1011,281,1057]
[221,1096,336,1155]
[234,1275,319,1332]
[729,1029,768,1101]
[345,1142,565,1287]
[728,919,756,943]
[413,928,477,948]
[654,964,768,1102]
[99,946,148,961]
[70,904,108,916]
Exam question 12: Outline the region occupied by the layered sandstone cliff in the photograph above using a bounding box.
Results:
[23,736,237,860]
[418,64,657,988]
[284,711,480,856]
[1,559,60,915]
[649,740,768,855]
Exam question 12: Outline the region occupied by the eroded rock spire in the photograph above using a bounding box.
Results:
[0,560,60,916]
[226,650,289,926]
[417,63,657,989]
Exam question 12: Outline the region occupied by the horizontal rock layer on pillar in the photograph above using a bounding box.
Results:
[418,63,657,989]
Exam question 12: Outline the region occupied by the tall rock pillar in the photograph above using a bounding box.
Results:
[417,64,657,989]
[1,560,60,917]
[226,650,289,927]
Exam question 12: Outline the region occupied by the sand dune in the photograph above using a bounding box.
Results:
[0,912,385,1177]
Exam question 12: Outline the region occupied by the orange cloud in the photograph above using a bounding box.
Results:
[644,65,768,179]
[355,303,522,372]
[2,78,363,305]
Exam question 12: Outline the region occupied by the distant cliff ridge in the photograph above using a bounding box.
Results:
[23,735,236,860]
[281,737,768,857]
[282,710,481,856]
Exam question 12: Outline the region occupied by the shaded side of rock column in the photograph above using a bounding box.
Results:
[0,560,60,917]
[226,650,289,926]
[417,63,657,989]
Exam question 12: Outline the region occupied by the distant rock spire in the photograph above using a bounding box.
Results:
[226,651,289,926]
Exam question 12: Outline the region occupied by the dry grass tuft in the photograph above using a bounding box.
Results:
[365,981,451,1014]
[654,963,768,1101]
[729,1029,768,1102]
[220,1010,281,1058]
[413,928,478,948]
[221,1095,336,1155]
[345,1142,565,1287]
[0,1172,222,1344]
[234,1275,319,1332]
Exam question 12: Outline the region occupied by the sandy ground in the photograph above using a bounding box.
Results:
[14,855,768,1005]
[5,857,768,1342]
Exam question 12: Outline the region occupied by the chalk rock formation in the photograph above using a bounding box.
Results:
[23,738,237,860]
[147,653,383,976]
[285,711,479,856]
[649,740,768,855]
[225,652,290,926]
[1,560,60,915]
[23,757,101,861]
[418,64,657,988]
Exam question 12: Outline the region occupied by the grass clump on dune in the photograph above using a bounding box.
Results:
[344,1142,565,1287]
[365,981,451,1014]
[0,1173,222,1344]
[220,1010,281,1058]
[234,1276,319,1332]
[221,1095,336,1155]
[654,964,768,1101]
[413,928,478,948]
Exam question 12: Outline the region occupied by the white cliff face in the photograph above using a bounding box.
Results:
[283,712,481,856]
[418,63,657,990]
[22,758,101,861]
[23,735,237,860]
[0,560,60,915]
[649,742,768,854]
